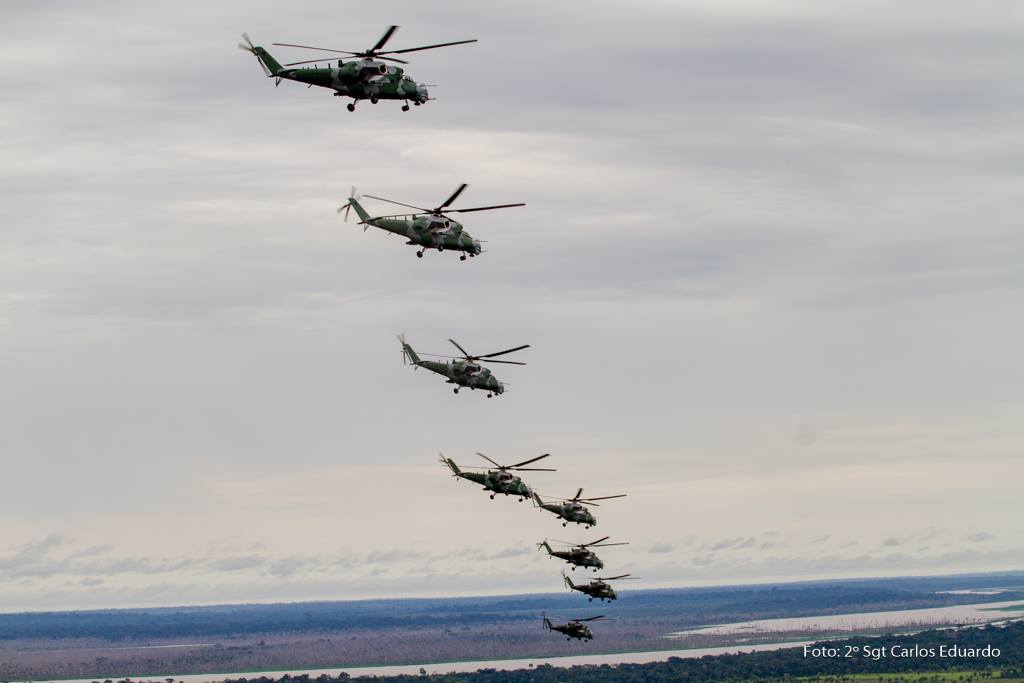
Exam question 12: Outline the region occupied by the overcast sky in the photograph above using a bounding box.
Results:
[1,0,1023,612]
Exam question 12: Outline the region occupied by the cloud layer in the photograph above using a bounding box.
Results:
[1,0,1022,611]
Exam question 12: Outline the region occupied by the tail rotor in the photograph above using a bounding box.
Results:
[238,33,272,77]
[338,187,365,229]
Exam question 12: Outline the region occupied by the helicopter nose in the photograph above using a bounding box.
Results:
[472,239,482,254]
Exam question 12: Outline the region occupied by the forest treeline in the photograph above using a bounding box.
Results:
[222,620,1024,682]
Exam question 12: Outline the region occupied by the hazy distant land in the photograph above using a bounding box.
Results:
[2,571,1022,681]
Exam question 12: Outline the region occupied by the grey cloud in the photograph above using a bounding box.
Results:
[966,532,995,543]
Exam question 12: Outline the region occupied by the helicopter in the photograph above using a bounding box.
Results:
[440,452,554,500]
[238,26,476,111]
[340,185,524,259]
[398,335,529,397]
[563,571,638,602]
[542,613,606,642]
[538,536,628,571]
[532,489,626,528]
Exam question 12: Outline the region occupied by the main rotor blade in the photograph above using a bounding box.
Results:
[510,453,551,469]
[513,468,555,471]
[480,359,526,366]
[362,195,431,212]
[591,542,629,547]
[272,43,361,55]
[573,488,584,501]
[583,536,611,547]
[600,574,633,580]
[370,55,408,64]
[475,452,503,469]
[476,344,530,359]
[579,615,606,622]
[580,494,626,502]
[447,203,526,214]
[436,183,468,211]
[380,38,478,55]
[371,25,399,52]
[448,339,471,358]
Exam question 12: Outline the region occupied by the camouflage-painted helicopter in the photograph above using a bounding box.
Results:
[538,536,628,571]
[542,613,606,642]
[532,489,626,528]
[440,452,554,500]
[398,335,528,397]
[340,185,524,260]
[238,26,475,111]
[563,572,637,602]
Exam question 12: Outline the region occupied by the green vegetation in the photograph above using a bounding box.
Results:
[214,621,1024,682]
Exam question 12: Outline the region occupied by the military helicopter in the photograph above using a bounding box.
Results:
[538,536,628,571]
[238,26,476,111]
[398,335,529,397]
[542,613,606,642]
[340,185,524,260]
[532,489,626,527]
[440,452,554,500]
[563,571,638,602]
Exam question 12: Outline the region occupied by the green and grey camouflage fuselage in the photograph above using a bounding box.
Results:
[348,197,481,259]
[542,616,594,641]
[564,575,618,602]
[249,46,430,109]
[533,493,598,528]
[442,457,533,500]
[538,541,604,570]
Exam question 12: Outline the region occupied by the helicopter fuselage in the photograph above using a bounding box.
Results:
[549,546,603,569]
[570,579,617,602]
[537,498,597,527]
[415,359,504,394]
[275,61,430,104]
[366,216,481,255]
[456,469,531,498]
[548,621,593,641]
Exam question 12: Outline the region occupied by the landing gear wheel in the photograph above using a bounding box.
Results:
[402,104,410,112]
[460,254,467,261]
[486,393,492,398]
[489,494,495,499]
[562,522,567,527]
[453,387,459,394]
[346,103,355,112]
[416,250,424,258]
[370,96,379,104]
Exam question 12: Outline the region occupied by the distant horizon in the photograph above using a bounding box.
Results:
[3,567,1022,616]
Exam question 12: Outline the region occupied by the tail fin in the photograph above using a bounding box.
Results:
[532,491,544,507]
[253,46,285,76]
[348,196,372,224]
[542,613,552,630]
[537,540,553,555]
[563,572,574,590]
[398,334,422,365]
[439,454,460,475]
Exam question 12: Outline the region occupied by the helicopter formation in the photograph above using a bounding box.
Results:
[441,451,634,640]
[240,24,636,643]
